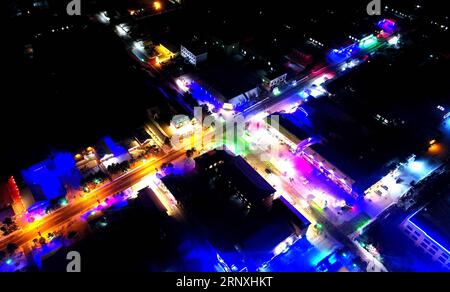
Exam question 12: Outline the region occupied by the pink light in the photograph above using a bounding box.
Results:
[293,156,314,174]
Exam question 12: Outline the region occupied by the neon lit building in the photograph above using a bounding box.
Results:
[401,195,450,270]
[1,176,25,216]
[377,19,397,34]
[22,152,81,202]
[327,43,359,64]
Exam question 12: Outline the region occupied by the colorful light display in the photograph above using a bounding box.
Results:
[377,19,397,34]
[359,35,378,49]
[327,43,359,64]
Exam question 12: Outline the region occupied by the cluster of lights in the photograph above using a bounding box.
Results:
[437,105,446,112]
[359,34,378,50]
[308,38,324,47]
[51,26,70,33]
[328,43,359,64]
[273,235,297,257]
[384,6,410,19]
[377,19,397,34]
[387,35,400,46]
[340,59,360,71]
[301,150,353,195]
[430,21,449,31]
[115,24,130,37]
[133,41,145,51]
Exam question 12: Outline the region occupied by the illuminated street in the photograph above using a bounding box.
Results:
[2,0,450,275]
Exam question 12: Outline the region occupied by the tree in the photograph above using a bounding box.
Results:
[67,231,78,239]
[186,149,193,158]
[39,237,46,245]
[3,217,13,226]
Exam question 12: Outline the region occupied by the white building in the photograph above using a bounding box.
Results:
[181,44,207,66]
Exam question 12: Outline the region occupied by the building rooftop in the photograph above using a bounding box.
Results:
[409,193,450,252]
[192,149,276,202]
[161,149,309,268]
[279,97,405,192]
[195,54,261,102]
[182,39,208,56]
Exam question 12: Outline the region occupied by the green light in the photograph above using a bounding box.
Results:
[60,199,68,206]
[359,35,378,49]
[273,87,281,96]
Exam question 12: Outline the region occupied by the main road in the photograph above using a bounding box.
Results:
[0,149,186,250]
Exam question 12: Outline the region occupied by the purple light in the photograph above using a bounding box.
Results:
[377,19,397,34]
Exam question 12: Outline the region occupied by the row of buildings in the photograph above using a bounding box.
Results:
[160,149,311,271]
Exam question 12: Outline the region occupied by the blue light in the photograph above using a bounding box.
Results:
[6,259,13,265]
[190,81,222,109]
[22,152,81,201]
[408,215,450,255]
[104,136,127,157]
[443,116,450,132]
[327,43,359,64]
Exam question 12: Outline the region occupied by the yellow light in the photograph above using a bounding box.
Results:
[429,139,436,146]
[222,103,234,111]
[86,146,94,152]
[153,1,162,10]
[75,154,82,160]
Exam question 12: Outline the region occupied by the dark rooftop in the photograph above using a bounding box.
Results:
[161,149,309,267]
[195,54,261,101]
[193,149,276,202]
[182,39,208,56]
